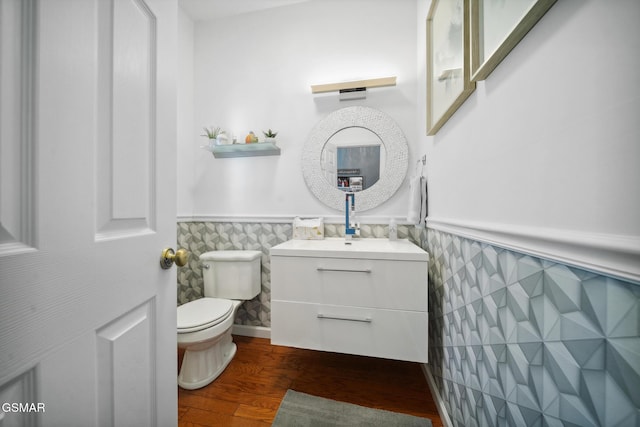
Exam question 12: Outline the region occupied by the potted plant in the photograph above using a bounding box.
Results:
[201,126,228,145]
[263,129,278,143]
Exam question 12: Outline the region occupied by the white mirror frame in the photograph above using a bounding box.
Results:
[302,106,408,212]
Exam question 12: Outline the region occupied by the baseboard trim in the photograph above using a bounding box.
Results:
[421,364,453,427]
[232,324,271,339]
[427,217,640,285]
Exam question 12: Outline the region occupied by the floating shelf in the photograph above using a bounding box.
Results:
[310,76,397,94]
[203,142,281,159]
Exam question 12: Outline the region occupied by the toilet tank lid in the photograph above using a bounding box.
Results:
[199,250,262,261]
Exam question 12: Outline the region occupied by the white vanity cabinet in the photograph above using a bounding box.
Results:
[270,238,429,363]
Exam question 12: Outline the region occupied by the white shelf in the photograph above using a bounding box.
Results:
[202,142,281,158]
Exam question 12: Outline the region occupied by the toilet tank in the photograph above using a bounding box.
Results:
[199,250,262,300]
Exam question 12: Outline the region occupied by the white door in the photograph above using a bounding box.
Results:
[0,0,178,426]
[321,142,337,188]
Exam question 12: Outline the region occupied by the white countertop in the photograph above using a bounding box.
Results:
[270,238,429,261]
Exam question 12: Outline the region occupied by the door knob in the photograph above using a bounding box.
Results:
[160,248,188,269]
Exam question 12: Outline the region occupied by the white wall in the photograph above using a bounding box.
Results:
[178,0,639,278]
[416,0,640,280]
[417,0,640,236]
[178,0,419,220]
[177,7,195,215]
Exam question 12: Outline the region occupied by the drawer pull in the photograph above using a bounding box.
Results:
[317,313,372,323]
[317,267,372,273]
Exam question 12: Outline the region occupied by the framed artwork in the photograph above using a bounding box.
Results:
[427,0,476,136]
[471,0,557,81]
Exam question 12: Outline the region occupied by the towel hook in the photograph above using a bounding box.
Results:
[415,155,426,176]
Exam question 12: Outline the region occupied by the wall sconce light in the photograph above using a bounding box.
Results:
[310,76,396,101]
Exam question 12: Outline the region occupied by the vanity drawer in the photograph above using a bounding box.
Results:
[271,301,428,363]
[270,256,427,311]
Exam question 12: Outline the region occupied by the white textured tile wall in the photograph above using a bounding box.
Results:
[427,228,640,427]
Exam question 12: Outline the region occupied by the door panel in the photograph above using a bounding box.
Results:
[0,0,177,425]
[0,369,37,427]
[96,301,155,427]
[0,0,36,254]
[97,0,157,238]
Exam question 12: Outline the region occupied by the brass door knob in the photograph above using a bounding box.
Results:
[160,248,188,269]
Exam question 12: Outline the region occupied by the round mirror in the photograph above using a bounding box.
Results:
[322,127,386,192]
[302,106,408,212]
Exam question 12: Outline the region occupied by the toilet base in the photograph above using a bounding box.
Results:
[178,327,236,390]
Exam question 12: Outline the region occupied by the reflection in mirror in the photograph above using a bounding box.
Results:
[302,106,408,212]
[321,127,386,192]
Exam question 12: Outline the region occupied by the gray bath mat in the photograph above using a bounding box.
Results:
[272,389,433,426]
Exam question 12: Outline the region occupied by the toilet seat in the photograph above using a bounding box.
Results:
[177,298,234,333]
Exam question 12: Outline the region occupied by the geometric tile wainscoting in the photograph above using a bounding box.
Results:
[176,221,292,326]
[426,228,640,427]
[176,221,420,327]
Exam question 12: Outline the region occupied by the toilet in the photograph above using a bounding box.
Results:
[177,250,261,390]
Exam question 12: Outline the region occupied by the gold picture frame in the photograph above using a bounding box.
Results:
[471,0,557,81]
[427,0,476,136]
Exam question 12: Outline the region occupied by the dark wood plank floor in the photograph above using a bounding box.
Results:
[178,335,443,426]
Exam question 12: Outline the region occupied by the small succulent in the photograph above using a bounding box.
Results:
[201,126,225,139]
[263,129,278,138]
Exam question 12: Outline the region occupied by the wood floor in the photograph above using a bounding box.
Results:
[178,335,443,426]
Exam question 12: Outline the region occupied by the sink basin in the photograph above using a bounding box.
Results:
[270,237,428,261]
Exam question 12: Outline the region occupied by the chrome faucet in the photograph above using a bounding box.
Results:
[345,192,360,241]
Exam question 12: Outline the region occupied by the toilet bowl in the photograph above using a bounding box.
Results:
[177,250,261,390]
[177,298,240,389]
